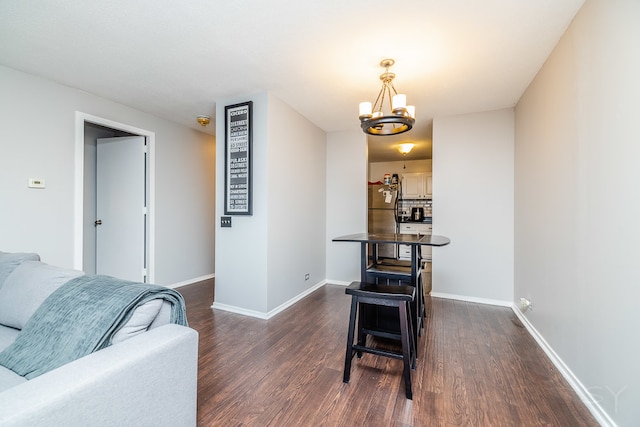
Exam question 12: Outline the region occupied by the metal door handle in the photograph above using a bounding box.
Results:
[95,220,102,226]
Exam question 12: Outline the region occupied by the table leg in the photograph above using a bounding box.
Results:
[411,245,419,285]
[358,242,368,349]
[360,242,368,283]
[411,244,422,352]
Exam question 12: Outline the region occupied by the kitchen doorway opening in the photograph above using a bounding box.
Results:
[366,130,433,264]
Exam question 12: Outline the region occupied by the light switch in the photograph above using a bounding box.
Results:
[221,216,232,228]
[28,178,46,189]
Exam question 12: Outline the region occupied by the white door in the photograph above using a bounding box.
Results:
[96,136,147,282]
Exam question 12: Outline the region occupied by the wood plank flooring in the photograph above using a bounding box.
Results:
[177,280,598,426]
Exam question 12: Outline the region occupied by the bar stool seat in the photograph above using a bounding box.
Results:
[343,281,417,399]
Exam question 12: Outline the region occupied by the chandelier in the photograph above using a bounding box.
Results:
[358,59,415,136]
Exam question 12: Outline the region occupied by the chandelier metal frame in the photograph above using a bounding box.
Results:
[359,59,415,136]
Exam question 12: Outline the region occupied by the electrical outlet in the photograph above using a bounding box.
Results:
[221,216,232,228]
[305,273,310,281]
[519,297,533,312]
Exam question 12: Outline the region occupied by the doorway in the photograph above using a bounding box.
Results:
[366,131,433,266]
[73,112,156,282]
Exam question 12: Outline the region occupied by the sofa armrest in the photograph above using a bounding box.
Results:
[0,324,199,427]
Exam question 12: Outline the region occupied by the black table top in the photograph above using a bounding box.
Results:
[333,232,450,246]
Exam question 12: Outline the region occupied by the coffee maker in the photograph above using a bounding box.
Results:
[411,207,424,221]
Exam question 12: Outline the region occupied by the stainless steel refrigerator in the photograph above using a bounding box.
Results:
[367,184,400,259]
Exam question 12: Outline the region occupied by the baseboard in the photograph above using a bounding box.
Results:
[511,305,617,427]
[430,291,512,307]
[326,279,351,286]
[167,273,215,290]
[211,280,327,320]
[211,302,270,320]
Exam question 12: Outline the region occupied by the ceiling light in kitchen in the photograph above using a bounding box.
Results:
[398,143,415,154]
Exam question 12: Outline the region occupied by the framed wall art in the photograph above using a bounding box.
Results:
[224,101,253,215]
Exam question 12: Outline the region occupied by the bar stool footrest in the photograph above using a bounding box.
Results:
[352,344,405,361]
[361,328,401,341]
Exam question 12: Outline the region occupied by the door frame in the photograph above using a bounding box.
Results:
[73,112,156,282]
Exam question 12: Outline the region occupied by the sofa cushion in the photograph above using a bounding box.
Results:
[0,261,84,330]
[111,299,163,344]
[0,252,40,290]
[0,326,20,353]
[149,300,172,330]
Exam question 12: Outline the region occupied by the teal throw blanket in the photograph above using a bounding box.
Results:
[0,275,187,379]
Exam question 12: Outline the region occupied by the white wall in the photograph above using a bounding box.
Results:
[0,65,215,286]
[432,109,514,304]
[152,122,216,285]
[213,92,327,315]
[368,159,432,182]
[214,93,269,313]
[325,130,368,284]
[266,93,326,311]
[515,0,639,424]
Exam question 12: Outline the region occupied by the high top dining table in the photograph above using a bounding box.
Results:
[332,232,451,345]
[332,232,450,285]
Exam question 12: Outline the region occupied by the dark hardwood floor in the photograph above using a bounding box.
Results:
[177,280,598,426]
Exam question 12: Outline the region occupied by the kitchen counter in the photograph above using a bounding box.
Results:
[399,217,432,224]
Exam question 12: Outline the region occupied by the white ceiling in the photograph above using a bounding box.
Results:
[0,0,584,162]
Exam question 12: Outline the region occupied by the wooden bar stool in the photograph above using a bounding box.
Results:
[343,281,417,399]
[365,263,424,349]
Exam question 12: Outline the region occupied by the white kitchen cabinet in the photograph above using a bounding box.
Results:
[402,172,432,199]
[398,223,432,261]
[399,223,431,234]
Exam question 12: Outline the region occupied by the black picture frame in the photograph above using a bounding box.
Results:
[224,101,253,215]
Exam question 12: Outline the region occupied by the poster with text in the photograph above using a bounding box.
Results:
[225,101,253,215]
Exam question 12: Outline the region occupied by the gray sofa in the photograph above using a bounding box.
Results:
[0,252,199,427]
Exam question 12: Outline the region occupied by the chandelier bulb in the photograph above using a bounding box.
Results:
[392,94,406,110]
[359,102,372,118]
